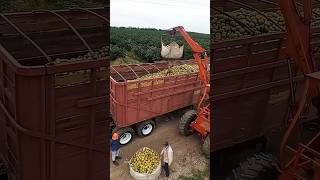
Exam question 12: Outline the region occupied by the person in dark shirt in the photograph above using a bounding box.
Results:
[110,132,121,166]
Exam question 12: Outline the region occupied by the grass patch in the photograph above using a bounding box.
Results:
[178,167,210,180]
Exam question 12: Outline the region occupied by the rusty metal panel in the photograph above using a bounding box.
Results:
[212,31,320,152]
[0,7,109,180]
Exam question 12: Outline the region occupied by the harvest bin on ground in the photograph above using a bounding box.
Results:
[0,8,109,180]
[110,60,207,144]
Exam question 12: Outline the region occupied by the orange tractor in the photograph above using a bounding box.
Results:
[164,0,320,178]
[161,26,211,157]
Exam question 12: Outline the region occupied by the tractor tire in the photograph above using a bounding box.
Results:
[135,120,156,137]
[202,136,210,159]
[227,153,280,180]
[112,127,135,145]
[179,110,197,136]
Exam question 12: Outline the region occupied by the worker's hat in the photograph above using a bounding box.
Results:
[112,132,119,140]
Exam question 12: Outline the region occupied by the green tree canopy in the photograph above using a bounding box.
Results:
[110,27,210,63]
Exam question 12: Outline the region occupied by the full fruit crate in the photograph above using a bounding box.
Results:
[0,7,109,180]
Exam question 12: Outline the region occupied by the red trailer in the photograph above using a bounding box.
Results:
[0,7,109,180]
[212,0,320,152]
[212,0,320,178]
[110,60,208,145]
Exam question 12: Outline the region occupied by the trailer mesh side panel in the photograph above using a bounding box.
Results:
[0,7,110,180]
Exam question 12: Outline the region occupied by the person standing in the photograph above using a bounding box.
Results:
[110,132,121,166]
[160,142,170,178]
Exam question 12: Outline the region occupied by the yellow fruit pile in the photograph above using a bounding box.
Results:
[136,63,210,80]
[130,147,160,174]
[53,46,109,64]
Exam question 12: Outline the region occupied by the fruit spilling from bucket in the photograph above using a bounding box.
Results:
[130,147,160,174]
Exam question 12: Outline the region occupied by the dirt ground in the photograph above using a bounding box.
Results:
[110,115,210,180]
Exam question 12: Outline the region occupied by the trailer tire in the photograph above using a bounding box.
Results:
[202,136,210,159]
[179,110,197,136]
[135,120,156,137]
[113,127,135,145]
[227,153,280,180]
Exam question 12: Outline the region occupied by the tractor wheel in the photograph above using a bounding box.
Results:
[202,136,210,159]
[179,110,197,136]
[227,153,280,180]
[135,120,156,137]
[113,127,135,145]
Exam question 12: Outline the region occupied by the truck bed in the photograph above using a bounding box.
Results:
[211,0,320,152]
[110,60,207,128]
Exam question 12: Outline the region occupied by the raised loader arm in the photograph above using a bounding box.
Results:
[279,0,313,75]
[278,0,320,179]
[167,26,210,92]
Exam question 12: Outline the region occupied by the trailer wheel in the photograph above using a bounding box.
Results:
[135,120,156,137]
[227,153,280,180]
[202,136,210,159]
[113,127,135,145]
[179,110,197,136]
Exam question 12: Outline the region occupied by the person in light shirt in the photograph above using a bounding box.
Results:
[160,142,170,178]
